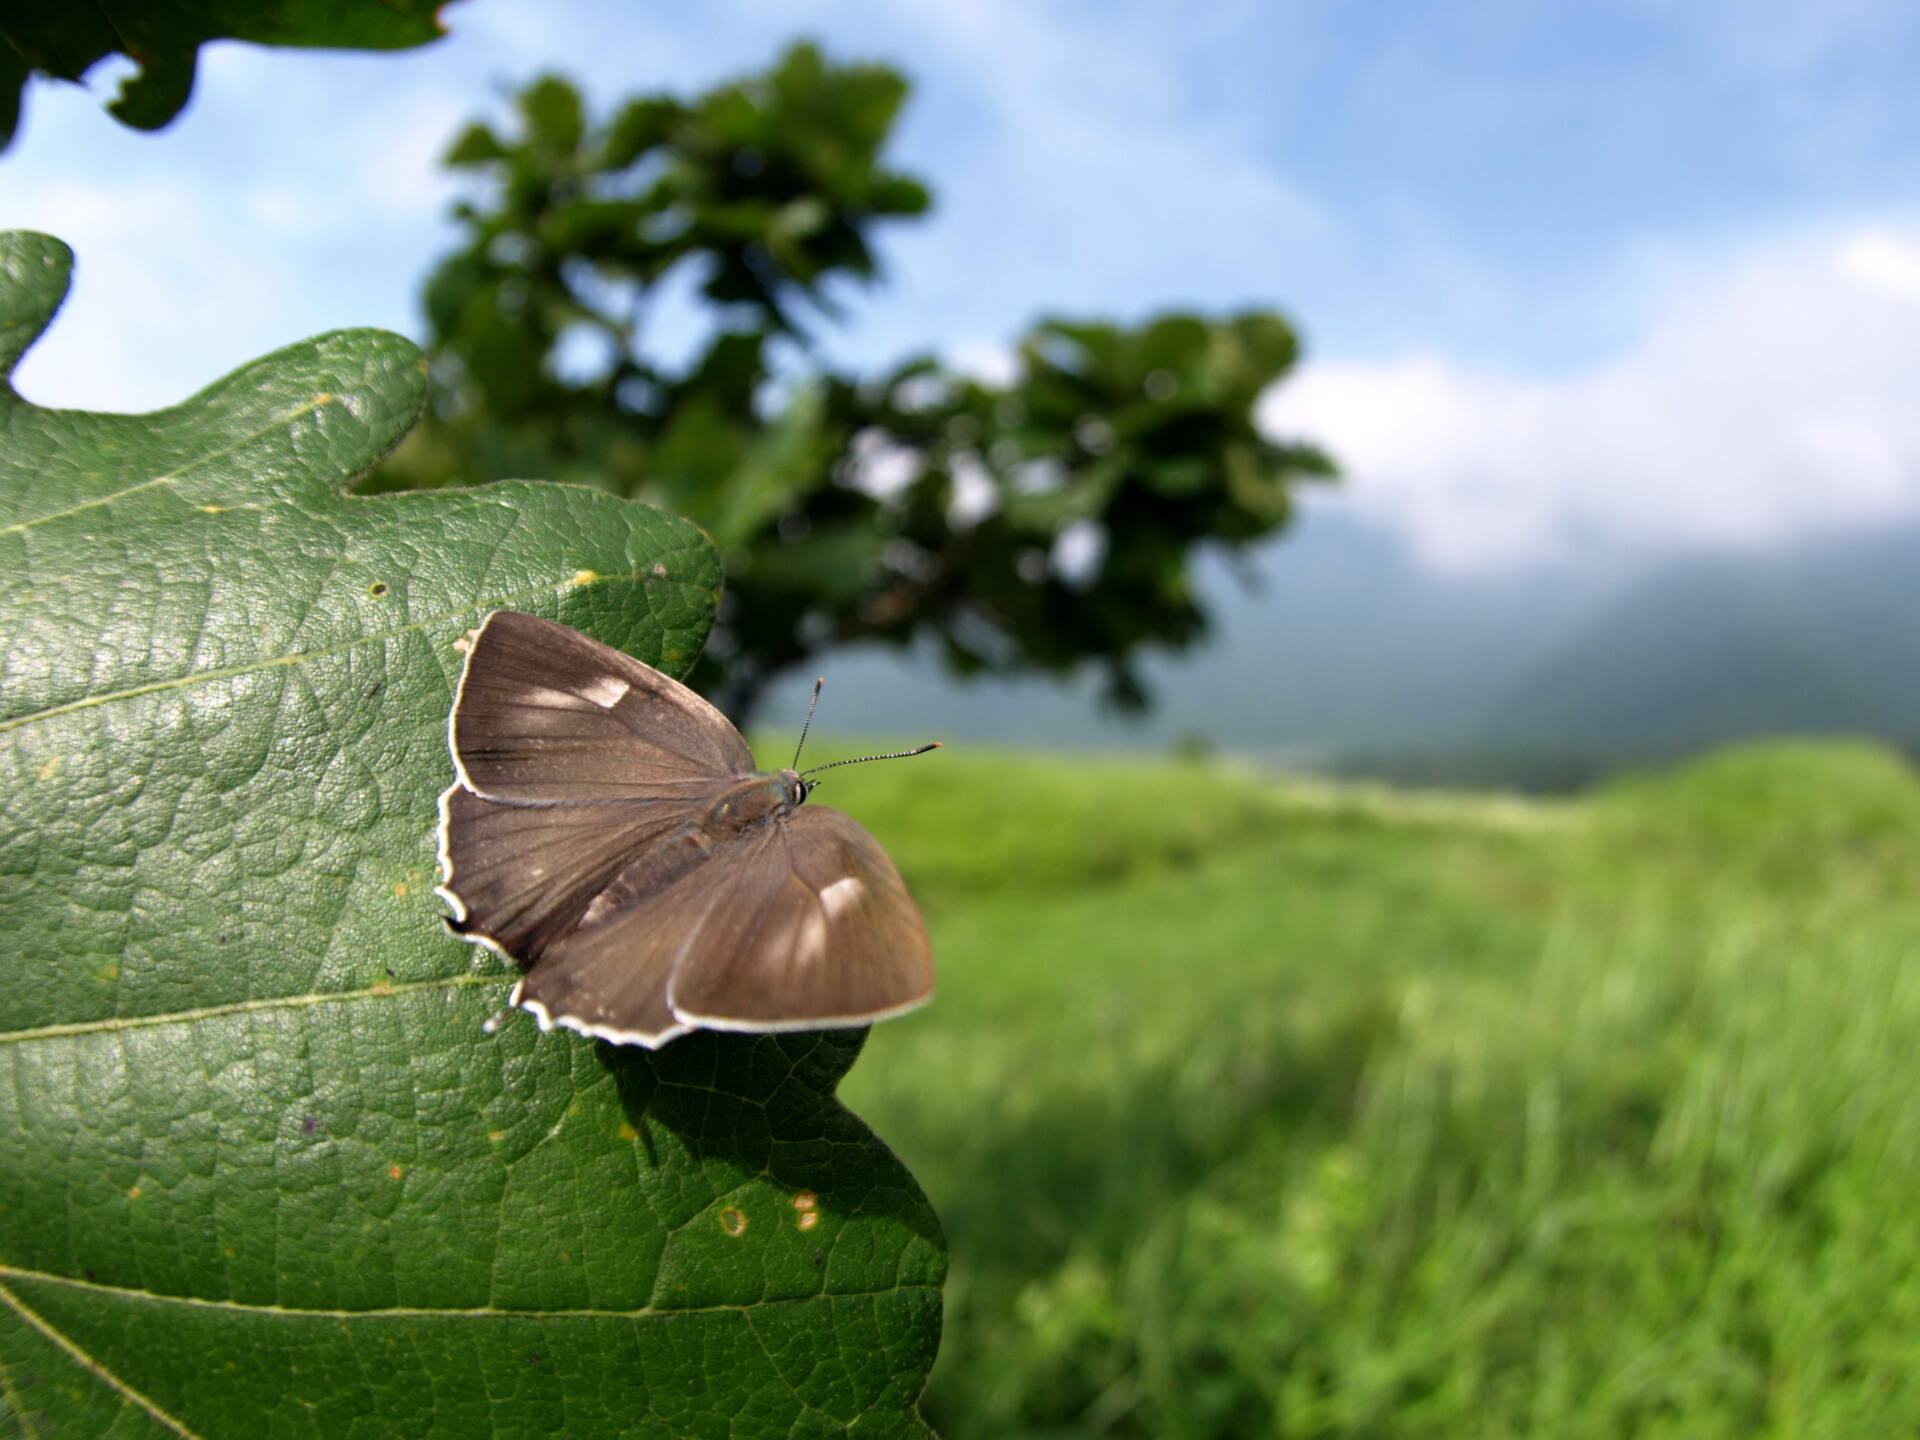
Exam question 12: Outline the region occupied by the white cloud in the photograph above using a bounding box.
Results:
[1262,224,1920,572]
[4,174,313,413]
[945,341,1020,387]
[1839,229,1920,301]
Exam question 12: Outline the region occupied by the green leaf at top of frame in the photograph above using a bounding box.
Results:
[0,0,458,151]
[0,232,942,1439]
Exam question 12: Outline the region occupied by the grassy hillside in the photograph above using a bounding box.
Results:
[804,738,1920,1437]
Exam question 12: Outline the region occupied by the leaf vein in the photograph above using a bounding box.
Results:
[0,393,335,535]
[0,973,496,1046]
[0,1334,42,1440]
[0,568,661,735]
[0,1267,936,1322]
[0,1279,204,1440]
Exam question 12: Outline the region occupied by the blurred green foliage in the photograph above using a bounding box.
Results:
[0,0,451,150]
[818,738,1920,1436]
[368,43,1334,722]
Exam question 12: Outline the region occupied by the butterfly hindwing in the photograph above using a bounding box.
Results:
[511,829,784,1047]
[667,805,935,1031]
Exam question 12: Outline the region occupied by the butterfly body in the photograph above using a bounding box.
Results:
[436,611,935,1048]
[703,770,809,831]
[563,772,802,930]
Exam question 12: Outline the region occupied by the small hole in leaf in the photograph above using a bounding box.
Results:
[720,1207,748,1237]
[368,582,389,597]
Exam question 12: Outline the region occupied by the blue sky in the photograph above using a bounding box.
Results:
[6,0,1920,572]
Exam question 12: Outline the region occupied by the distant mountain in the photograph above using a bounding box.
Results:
[760,505,1636,758]
[757,508,1920,787]
[1482,526,1920,757]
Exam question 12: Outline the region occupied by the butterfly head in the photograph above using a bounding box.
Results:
[776,769,816,808]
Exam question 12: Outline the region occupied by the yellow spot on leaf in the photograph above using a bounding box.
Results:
[96,966,119,983]
[388,1165,404,1180]
[370,981,392,995]
[198,504,224,514]
[793,1191,819,1230]
[488,1131,505,1143]
[570,569,598,586]
[128,1186,141,1200]
[798,1211,819,1232]
[720,1207,748,1237]
[618,1122,638,1141]
[650,562,668,578]
[392,882,409,897]
[35,756,59,780]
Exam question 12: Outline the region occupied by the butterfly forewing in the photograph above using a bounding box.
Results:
[452,610,753,802]
[436,783,702,960]
[667,807,935,1031]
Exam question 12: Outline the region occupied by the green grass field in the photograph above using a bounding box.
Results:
[804,738,1920,1437]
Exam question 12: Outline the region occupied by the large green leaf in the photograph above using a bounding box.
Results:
[0,232,942,1438]
[0,0,453,150]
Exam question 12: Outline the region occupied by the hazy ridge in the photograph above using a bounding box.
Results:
[770,508,1920,787]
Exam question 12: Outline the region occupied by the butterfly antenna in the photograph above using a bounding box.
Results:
[791,677,826,771]
[801,742,942,779]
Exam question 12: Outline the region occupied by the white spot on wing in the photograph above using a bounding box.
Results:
[523,685,590,710]
[819,876,866,921]
[794,910,829,967]
[580,675,631,709]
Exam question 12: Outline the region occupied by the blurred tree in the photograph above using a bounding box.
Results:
[368,42,1335,724]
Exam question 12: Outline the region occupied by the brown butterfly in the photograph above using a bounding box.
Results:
[436,610,938,1047]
